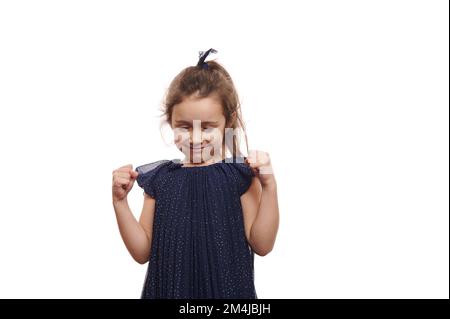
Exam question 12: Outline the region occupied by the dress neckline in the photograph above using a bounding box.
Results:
[171,156,247,169]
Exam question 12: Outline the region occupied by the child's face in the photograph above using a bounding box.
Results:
[171,94,227,164]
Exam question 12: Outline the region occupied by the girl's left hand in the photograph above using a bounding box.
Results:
[245,150,276,188]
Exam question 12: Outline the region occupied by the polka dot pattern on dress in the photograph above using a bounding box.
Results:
[134,156,257,299]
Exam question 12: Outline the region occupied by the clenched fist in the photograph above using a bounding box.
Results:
[245,150,276,188]
[112,164,139,203]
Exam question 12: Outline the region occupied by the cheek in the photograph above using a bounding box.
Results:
[205,129,224,146]
[173,128,190,145]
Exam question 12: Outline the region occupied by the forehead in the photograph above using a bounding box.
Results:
[172,95,224,122]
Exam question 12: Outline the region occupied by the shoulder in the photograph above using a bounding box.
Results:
[135,159,175,198]
[135,159,173,175]
[222,156,257,196]
[241,173,261,201]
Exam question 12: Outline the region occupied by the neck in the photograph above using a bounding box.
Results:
[182,148,227,166]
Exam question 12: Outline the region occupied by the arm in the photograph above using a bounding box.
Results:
[112,164,155,264]
[241,177,279,256]
[113,194,155,264]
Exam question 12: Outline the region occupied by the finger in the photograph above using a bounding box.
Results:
[130,170,139,179]
[249,162,265,169]
[114,177,130,186]
[259,165,274,174]
[248,157,265,168]
[118,164,133,172]
[249,166,260,176]
[247,150,261,164]
[250,153,270,166]
[115,171,131,179]
[113,180,130,189]
[247,150,257,161]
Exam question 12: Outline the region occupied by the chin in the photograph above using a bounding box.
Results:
[184,153,209,163]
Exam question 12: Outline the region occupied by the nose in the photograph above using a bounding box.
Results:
[189,131,211,147]
[190,136,208,146]
[191,130,202,145]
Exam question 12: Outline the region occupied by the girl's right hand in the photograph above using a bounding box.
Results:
[112,164,139,203]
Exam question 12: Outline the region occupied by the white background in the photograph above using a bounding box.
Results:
[0,0,448,298]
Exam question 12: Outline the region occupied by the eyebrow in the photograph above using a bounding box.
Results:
[174,120,219,125]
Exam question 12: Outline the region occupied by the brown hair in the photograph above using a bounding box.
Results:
[159,60,249,160]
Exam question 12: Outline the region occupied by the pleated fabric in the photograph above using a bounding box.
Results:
[135,156,257,299]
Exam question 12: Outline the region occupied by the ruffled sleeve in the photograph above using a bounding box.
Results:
[135,160,171,199]
[228,158,256,196]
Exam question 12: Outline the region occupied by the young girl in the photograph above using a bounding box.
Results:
[112,48,279,299]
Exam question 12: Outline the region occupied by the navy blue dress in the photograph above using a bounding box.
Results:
[135,156,257,299]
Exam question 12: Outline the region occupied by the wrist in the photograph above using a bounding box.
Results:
[113,197,128,207]
[261,178,277,191]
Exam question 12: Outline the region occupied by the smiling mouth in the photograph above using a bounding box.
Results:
[190,145,211,151]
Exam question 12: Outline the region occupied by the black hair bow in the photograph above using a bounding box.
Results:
[197,48,218,69]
